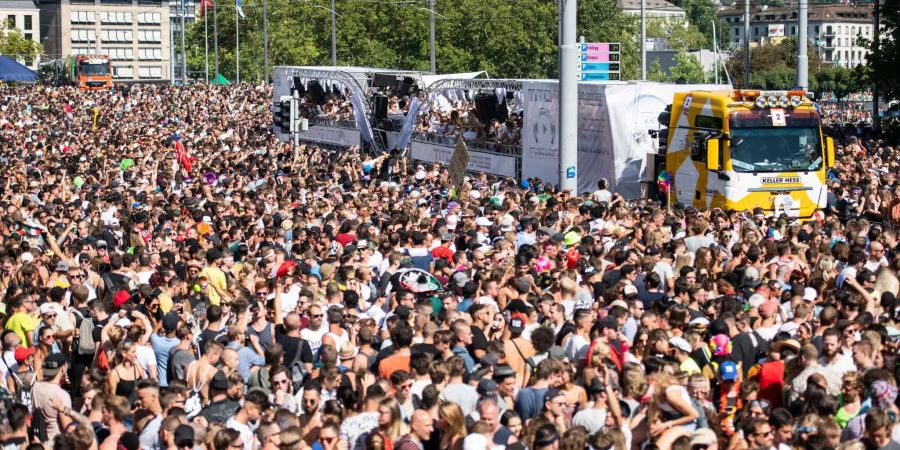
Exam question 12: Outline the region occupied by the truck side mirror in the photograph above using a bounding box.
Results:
[826,136,835,168]
[707,137,721,171]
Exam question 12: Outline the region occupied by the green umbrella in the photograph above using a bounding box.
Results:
[211,73,231,85]
[120,158,135,171]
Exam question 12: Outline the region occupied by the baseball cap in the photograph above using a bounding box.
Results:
[543,388,564,405]
[720,361,738,381]
[43,352,67,370]
[691,429,717,447]
[508,313,526,334]
[803,287,817,301]
[55,261,69,272]
[14,346,35,364]
[477,379,498,398]
[668,336,692,353]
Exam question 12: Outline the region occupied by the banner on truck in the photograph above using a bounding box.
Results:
[523,81,727,198]
[521,81,561,186]
[411,140,516,178]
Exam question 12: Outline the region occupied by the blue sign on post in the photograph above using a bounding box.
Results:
[580,73,620,81]
[580,63,620,72]
[566,166,576,179]
[578,42,621,81]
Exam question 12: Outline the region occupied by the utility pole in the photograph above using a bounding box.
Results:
[331,0,337,65]
[204,4,209,81]
[872,0,880,130]
[640,0,646,79]
[429,0,436,73]
[213,1,219,81]
[235,6,240,83]
[180,0,187,82]
[559,0,577,193]
[743,0,750,88]
[797,0,808,89]
[712,20,719,84]
[263,0,269,83]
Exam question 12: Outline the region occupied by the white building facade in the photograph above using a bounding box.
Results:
[718,5,873,67]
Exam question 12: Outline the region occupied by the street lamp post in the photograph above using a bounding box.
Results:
[429,0,435,73]
[330,0,337,65]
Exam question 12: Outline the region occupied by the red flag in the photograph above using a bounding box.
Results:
[175,140,192,173]
[199,0,214,17]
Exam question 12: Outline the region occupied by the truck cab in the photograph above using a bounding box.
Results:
[658,89,835,219]
[72,55,112,90]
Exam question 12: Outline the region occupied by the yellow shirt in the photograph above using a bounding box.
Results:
[6,312,40,347]
[158,292,174,314]
[200,266,227,305]
[680,357,702,376]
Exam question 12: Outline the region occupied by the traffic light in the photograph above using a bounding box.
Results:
[272,95,294,132]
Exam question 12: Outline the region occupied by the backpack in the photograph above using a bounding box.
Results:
[77,314,97,356]
[288,358,309,393]
[748,331,771,364]
[9,371,34,411]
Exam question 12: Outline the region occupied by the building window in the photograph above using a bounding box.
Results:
[6,15,15,29]
[100,12,133,24]
[138,66,162,78]
[137,30,162,42]
[138,48,162,60]
[791,26,796,35]
[100,30,133,42]
[71,29,96,42]
[23,15,32,30]
[815,25,820,34]
[70,11,96,24]
[24,33,32,41]
[113,66,133,78]
[103,47,133,60]
[71,47,98,55]
[137,12,161,24]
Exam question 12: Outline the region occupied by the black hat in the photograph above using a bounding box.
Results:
[42,352,67,370]
[543,388,564,405]
[174,425,195,447]
[477,379,498,397]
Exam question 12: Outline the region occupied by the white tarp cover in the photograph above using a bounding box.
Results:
[422,71,486,88]
[521,81,728,198]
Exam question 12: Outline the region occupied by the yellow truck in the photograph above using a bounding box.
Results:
[657,89,835,219]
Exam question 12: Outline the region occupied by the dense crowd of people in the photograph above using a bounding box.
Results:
[0,82,898,450]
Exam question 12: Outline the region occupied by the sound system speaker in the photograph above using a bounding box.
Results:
[374,95,388,120]
[396,76,418,97]
[495,99,509,122]
[292,77,306,97]
[373,73,397,88]
[474,94,497,125]
[307,80,326,104]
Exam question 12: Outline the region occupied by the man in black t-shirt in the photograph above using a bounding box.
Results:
[274,312,314,370]
[467,304,491,361]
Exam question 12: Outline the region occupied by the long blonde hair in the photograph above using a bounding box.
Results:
[438,401,467,440]
[378,397,407,441]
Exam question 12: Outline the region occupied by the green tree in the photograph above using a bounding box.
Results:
[667,0,728,48]
[647,59,667,82]
[185,0,640,81]
[646,18,707,51]
[863,3,900,101]
[0,27,42,63]
[724,38,823,88]
[669,51,706,83]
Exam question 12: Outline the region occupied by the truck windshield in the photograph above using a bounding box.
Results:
[728,110,823,173]
[79,62,110,76]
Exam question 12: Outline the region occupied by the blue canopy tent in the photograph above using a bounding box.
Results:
[0,56,37,82]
